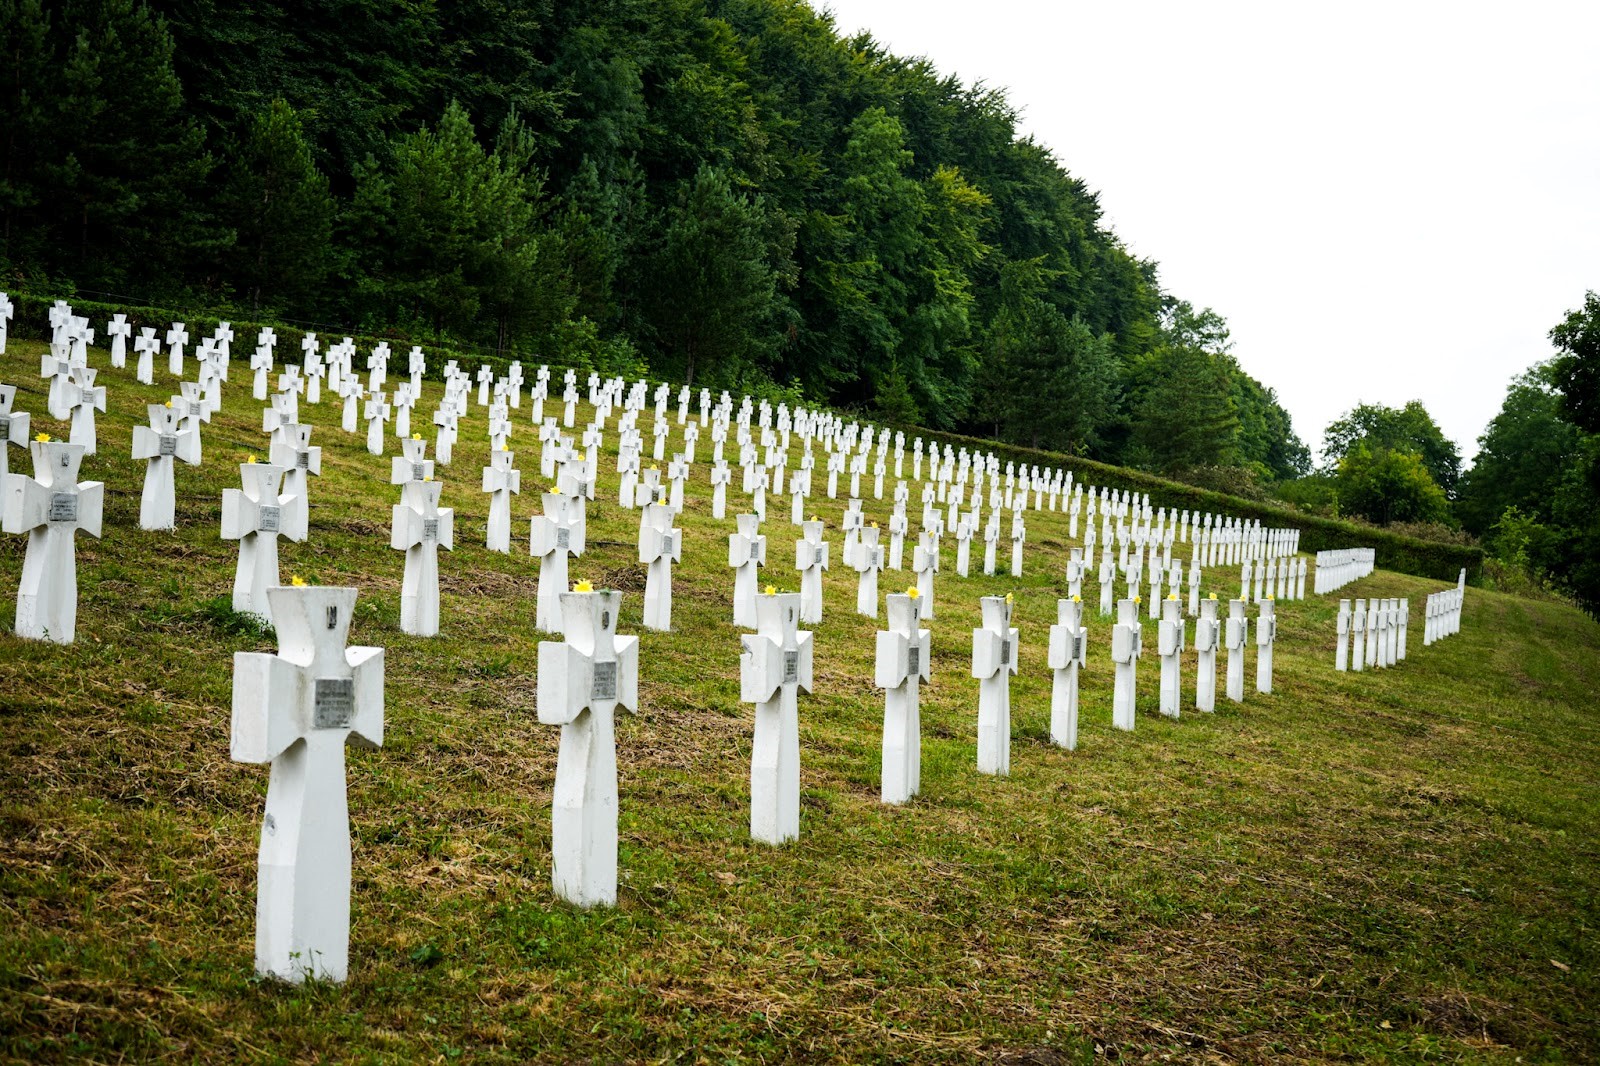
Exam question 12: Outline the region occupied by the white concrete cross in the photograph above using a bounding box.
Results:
[133,328,159,384]
[0,291,11,353]
[854,523,883,619]
[710,460,731,519]
[794,518,828,624]
[537,588,639,907]
[741,591,813,845]
[729,513,767,628]
[230,585,383,984]
[107,314,132,367]
[222,461,308,624]
[1111,597,1142,731]
[0,383,31,482]
[1335,599,1351,671]
[1193,596,1220,712]
[364,392,391,456]
[391,477,454,636]
[2,439,104,643]
[166,322,189,377]
[476,364,494,406]
[1158,596,1186,718]
[272,423,322,501]
[1047,596,1087,749]
[1256,598,1277,693]
[530,490,585,633]
[638,502,681,632]
[912,529,938,617]
[482,447,521,553]
[1350,599,1368,671]
[876,590,931,804]
[972,594,1019,775]
[1010,512,1026,576]
[1224,599,1249,702]
[982,511,1001,576]
[41,348,77,421]
[132,403,200,530]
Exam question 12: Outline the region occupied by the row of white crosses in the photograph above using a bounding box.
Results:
[1424,570,1467,646]
[1239,556,1308,603]
[1315,547,1375,594]
[1335,597,1409,671]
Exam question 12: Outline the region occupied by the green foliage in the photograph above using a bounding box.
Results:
[216,99,335,313]
[1322,400,1462,497]
[1548,290,1600,434]
[1,0,1312,477]
[1334,443,1452,526]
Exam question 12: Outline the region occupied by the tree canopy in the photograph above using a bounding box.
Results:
[0,0,1313,478]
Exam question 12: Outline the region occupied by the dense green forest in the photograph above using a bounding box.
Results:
[0,0,1310,478]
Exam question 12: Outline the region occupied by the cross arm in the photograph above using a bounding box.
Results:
[230,652,306,763]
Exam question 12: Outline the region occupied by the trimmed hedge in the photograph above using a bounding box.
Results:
[8,290,1480,583]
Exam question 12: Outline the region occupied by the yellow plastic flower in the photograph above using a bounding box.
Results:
[870,521,879,529]
[1005,592,1013,606]
[1134,596,1142,603]
[423,474,434,482]
[412,433,422,441]
[246,454,257,464]
[290,575,308,587]
[33,432,50,443]
[500,443,509,451]
[809,514,818,523]
[1168,593,1179,600]
[574,579,594,593]
[763,585,777,596]
[1209,592,1218,599]
[906,585,920,599]
[1072,594,1081,602]
[163,400,173,408]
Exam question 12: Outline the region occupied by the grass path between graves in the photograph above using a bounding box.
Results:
[1,339,1597,1064]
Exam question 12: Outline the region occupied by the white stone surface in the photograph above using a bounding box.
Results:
[132,403,200,530]
[876,591,931,804]
[537,589,639,907]
[391,478,454,636]
[741,591,812,844]
[222,461,307,624]
[1047,596,1087,749]
[230,585,383,984]
[971,595,1019,775]
[2,440,104,643]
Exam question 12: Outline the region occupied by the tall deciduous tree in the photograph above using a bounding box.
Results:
[1322,401,1462,497]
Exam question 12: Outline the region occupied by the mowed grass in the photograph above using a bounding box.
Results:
[1,338,1597,1064]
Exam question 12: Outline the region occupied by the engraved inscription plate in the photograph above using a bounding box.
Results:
[189,401,203,416]
[1073,633,1086,662]
[423,518,439,542]
[297,451,310,469]
[783,649,799,684]
[412,463,425,481]
[258,505,281,533]
[313,677,355,728]
[0,415,9,438]
[907,645,920,676]
[1000,638,1011,667]
[48,493,77,523]
[556,527,570,550]
[814,546,825,567]
[591,660,617,701]
[158,434,177,456]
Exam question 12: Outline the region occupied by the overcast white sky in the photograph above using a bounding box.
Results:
[820,0,1600,463]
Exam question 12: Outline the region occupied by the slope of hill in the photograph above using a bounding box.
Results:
[1,338,1596,1063]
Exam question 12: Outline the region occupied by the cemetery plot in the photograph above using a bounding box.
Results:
[0,321,1593,1064]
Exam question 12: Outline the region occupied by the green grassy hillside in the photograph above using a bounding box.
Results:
[1,339,1596,1063]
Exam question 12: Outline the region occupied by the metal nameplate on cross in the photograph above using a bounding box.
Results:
[259,505,281,533]
[907,645,920,675]
[592,660,618,701]
[159,435,177,457]
[297,452,310,469]
[314,677,356,728]
[783,649,800,684]
[423,518,439,541]
[557,527,571,550]
[1000,638,1011,667]
[49,493,78,523]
